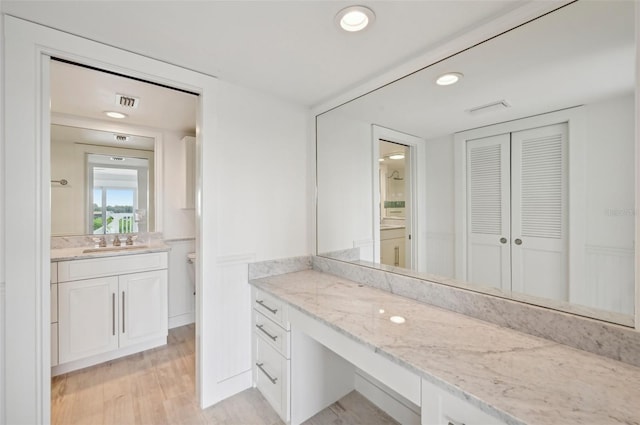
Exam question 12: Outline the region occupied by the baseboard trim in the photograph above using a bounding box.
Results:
[52,337,166,376]
[169,312,195,329]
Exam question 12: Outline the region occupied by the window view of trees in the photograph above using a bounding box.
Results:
[93,188,136,234]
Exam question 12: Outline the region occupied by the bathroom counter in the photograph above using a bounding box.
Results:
[51,241,170,261]
[250,269,640,425]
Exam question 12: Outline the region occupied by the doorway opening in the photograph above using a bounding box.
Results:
[371,125,425,271]
[378,140,411,268]
[49,58,198,422]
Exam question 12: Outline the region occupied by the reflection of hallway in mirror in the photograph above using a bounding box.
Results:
[379,140,410,268]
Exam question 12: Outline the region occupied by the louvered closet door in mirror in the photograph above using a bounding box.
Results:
[466,134,511,291]
[511,123,568,300]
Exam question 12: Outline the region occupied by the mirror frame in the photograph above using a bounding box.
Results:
[312,0,640,330]
[51,112,164,235]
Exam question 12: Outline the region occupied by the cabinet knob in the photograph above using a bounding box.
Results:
[514,238,523,245]
[499,237,507,244]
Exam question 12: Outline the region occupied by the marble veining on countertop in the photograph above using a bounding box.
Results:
[250,269,640,425]
[51,240,170,261]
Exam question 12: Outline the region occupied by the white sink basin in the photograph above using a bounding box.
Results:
[82,245,149,253]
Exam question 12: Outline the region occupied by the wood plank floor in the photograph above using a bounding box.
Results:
[52,324,398,425]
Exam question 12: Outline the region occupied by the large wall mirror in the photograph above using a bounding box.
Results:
[316,1,636,326]
[51,124,155,236]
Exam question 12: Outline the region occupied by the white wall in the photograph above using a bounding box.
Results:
[424,134,455,278]
[215,81,309,260]
[198,79,309,403]
[577,94,635,314]
[316,111,373,257]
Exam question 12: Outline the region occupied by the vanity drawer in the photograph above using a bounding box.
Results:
[255,310,290,358]
[255,335,289,421]
[58,252,168,282]
[421,378,506,425]
[253,289,289,330]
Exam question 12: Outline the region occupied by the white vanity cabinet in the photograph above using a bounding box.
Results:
[380,227,405,267]
[421,379,506,425]
[252,288,291,423]
[50,262,59,366]
[55,252,168,369]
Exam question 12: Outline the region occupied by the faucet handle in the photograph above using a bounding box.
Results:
[126,235,134,246]
[113,235,121,247]
[99,237,107,247]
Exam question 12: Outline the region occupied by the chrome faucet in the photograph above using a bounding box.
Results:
[113,235,121,247]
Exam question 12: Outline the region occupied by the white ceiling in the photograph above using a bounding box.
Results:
[327,0,635,140]
[2,0,525,108]
[50,59,198,134]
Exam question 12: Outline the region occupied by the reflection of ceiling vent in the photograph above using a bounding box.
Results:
[466,100,510,115]
[114,134,129,142]
[115,94,139,108]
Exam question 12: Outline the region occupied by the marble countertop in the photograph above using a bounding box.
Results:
[250,270,640,425]
[51,241,170,261]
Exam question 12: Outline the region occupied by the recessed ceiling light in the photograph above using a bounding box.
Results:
[104,111,127,119]
[389,153,405,160]
[436,72,464,86]
[336,6,375,32]
[378,158,384,162]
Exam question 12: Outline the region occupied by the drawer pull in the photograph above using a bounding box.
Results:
[256,299,278,314]
[256,324,278,341]
[447,419,465,425]
[256,362,278,384]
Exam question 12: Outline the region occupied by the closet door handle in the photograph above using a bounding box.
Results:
[514,238,523,246]
[500,237,507,244]
[394,246,400,266]
[122,291,126,333]
[112,293,116,336]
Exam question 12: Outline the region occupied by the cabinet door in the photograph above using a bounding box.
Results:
[465,134,512,291]
[119,270,168,348]
[381,237,405,267]
[58,277,119,363]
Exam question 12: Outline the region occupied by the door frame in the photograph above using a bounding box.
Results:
[3,15,218,423]
[372,125,426,271]
[453,107,586,295]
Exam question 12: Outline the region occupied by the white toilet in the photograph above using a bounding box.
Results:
[187,252,196,295]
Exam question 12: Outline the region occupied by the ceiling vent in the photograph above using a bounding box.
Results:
[115,94,139,108]
[466,100,511,115]
[114,134,129,142]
